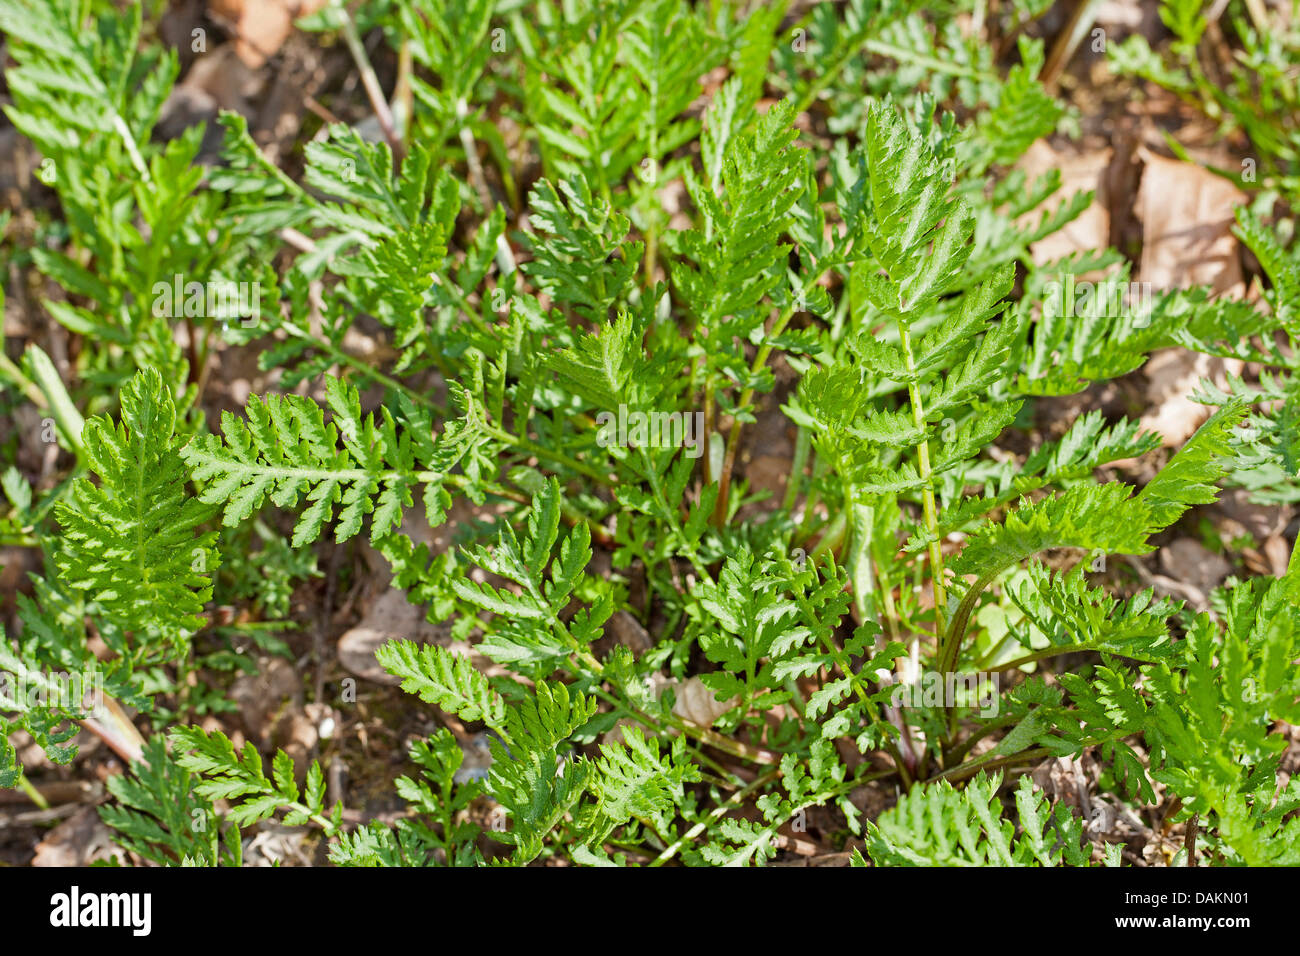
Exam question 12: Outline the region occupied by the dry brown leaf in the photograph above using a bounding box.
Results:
[31,807,117,866]
[1139,349,1243,447]
[337,586,449,684]
[1017,140,1111,267]
[670,676,737,727]
[1262,534,1292,578]
[209,0,329,69]
[1126,150,1249,446]
[1137,148,1243,293]
[1158,538,1231,595]
[600,610,654,656]
[228,656,300,744]
[242,822,313,866]
[1213,488,1293,542]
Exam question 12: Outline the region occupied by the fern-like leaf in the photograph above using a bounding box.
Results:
[55,367,216,654]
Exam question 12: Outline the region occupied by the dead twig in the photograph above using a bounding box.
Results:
[1042,0,1106,91]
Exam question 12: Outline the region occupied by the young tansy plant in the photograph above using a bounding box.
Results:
[57,368,219,652]
[1,0,1297,869]
[2,368,217,787]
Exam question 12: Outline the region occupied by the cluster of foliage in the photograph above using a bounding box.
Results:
[1113,0,1300,507]
[0,0,1297,866]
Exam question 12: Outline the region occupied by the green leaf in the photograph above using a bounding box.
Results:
[55,368,216,655]
[377,641,509,733]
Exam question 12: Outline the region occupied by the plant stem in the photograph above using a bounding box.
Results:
[809,508,848,558]
[986,644,1165,674]
[0,350,46,407]
[80,697,146,766]
[1041,0,1105,91]
[925,745,1052,785]
[937,570,996,675]
[279,320,446,416]
[650,769,780,866]
[456,99,493,211]
[337,6,403,156]
[27,344,86,451]
[16,774,49,810]
[291,802,340,836]
[929,729,1132,785]
[702,377,715,488]
[111,114,151,182]
[714,265,831,526]
[483,423,613,485]
[637,447,715,586]
[942,713,1017,766]
[669,713,781,765]
[815,622,914,788]
[783,426,810,513]
[897,323,947,635]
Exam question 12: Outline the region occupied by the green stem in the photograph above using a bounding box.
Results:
[650,769,780,866]
[809,508,848,558]
[0,351,45,407]
[26,345,85,452]
[714,265,833,526]
[925,745,1053,785]
[937,570,997,674]
[483,424,613,485]
[667,712,780,765]
[942,714,1018,767]
[928,729,1133,786]
[638,446,715,586]
[783,426,810,513]
[291,802,340,836]
[111,114,151,183]
[986,644,1165,675]
[814,614,913,788]
[897,323,946,636]
[17,774,49,810]
[279,320,444,415]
